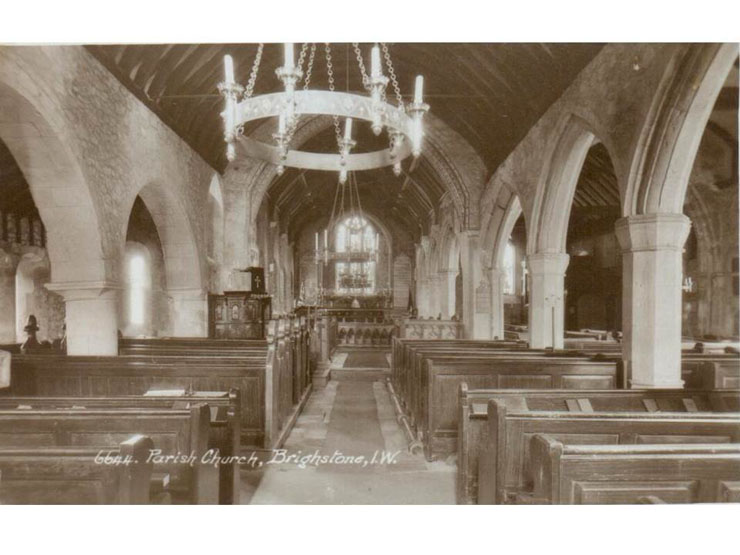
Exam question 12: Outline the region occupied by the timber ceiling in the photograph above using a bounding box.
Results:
[85,43,603,238]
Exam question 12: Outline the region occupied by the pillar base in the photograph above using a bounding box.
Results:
[630,380,685,390]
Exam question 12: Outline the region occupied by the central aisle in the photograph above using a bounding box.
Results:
[242,372,456,504]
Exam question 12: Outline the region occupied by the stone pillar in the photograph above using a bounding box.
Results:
[46,282,120,355]
[168,288,208,337]
[0,252,16,343]
[428,274,441,318]
[459,231,482,339]
[490,268,505,340]
[221,169,251,292]
[473,274,492,339]
[615,214,691,389]
[527,253,570,349]
[415,276,428,317]
[438,270,457,319]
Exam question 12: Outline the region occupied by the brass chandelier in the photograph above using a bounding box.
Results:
[218,43,429,182]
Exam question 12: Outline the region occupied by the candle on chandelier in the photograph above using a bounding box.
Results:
[414,75,424,104]
[224,55,234,83]
[315,232,319,252]
[371,45,381,77]
[324,229,328,249]
[284,43,294,68]
[344,117,353,140]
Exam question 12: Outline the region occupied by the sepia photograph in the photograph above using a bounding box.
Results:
[0,2,738,552]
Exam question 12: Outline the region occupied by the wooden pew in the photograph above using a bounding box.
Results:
[682,356,740,389]
[477,402,740,504]
[0,404,219,504]
[7,332,307,450]
[0,434,155,504]
[412,355,620,460]
[457,385,740,503]
[527,436,740,504]
[391,338,524,392]
[0,390,240,504]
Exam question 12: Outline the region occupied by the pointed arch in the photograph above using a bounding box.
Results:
[625,43,738,215]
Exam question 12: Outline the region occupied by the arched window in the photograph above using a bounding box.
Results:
[124,244,151,334]
[334,216,378,295]
[503,241,516,295]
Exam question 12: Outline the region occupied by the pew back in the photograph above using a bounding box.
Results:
[529,436,740,504]
[418,356,619,460]
[478,403,740,504]
[0,435,154,504]
[457,386,740,503]
[0,404,217,504]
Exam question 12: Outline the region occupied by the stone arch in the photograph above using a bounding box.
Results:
[493,196,524,271]
[0,79,106,284]
[625,43,738,215]
[124,180,204,293]
[528,114,606,255]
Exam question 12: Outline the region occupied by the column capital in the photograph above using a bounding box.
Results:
[45,280,121,301]
[615,213,691,253]
[526,252,570,275]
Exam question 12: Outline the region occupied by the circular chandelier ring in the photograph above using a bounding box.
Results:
[235,90,415,171]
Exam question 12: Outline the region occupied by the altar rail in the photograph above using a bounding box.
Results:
[397,319,463,340]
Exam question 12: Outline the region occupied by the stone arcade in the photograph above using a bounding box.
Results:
[0,42,738,505]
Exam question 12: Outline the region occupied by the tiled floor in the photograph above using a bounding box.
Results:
[240,368,456,504]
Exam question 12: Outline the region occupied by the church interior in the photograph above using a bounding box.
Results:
[0,41,738,510]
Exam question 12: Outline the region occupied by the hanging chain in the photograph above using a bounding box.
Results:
[324,43,343,147]
[244,43,264,98]
[381,43,404,110]
[303,43,316,91]
[351,43,370,91]
[297,43,309,74]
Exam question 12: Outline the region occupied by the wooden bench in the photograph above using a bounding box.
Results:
[477,403,740,504]
[457,385,740,503]
[391,339,524,395]
[682,356,740,389]
[0,404,219,504]
[6,349,303,449]
[526,436,740,504]
[411,355,620,460]
[0,390,240,504]
[0,434,155,504]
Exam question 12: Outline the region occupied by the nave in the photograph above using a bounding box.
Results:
[0,41,738,507]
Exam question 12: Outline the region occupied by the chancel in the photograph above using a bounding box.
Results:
[0,41,738,506]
